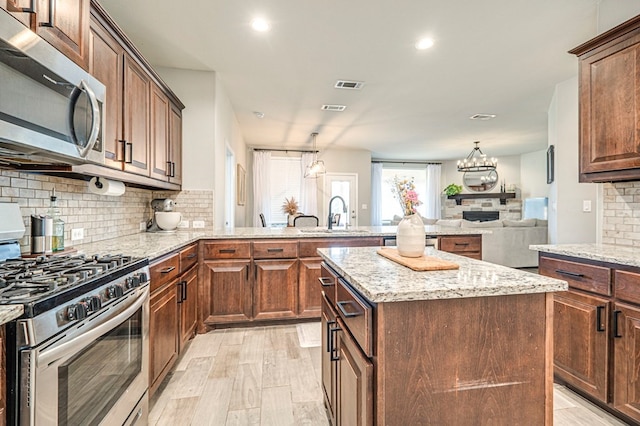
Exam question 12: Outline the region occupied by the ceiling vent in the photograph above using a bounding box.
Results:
[335,80,364,90]
[321,104,347,112]
[469,113,497,120]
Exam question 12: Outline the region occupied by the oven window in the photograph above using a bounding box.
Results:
[58,309,143,426]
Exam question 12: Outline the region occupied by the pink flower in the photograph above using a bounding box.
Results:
[405,190,418,202]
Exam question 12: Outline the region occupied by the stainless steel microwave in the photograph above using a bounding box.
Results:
[0,9,105,166]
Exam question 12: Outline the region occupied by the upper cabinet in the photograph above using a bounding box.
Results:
[1,0,89,68]
[571,15,640,183]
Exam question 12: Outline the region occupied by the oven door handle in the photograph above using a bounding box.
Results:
[37,288,148,367]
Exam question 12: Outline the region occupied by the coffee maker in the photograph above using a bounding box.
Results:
[146,198,176,232]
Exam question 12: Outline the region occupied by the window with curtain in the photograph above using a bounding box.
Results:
[269,156,302,225]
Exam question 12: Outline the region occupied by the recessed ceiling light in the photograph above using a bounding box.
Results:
[253,111,265,119]
[415,38,434,50]
[470,113,497,120]
[251,18,270,32]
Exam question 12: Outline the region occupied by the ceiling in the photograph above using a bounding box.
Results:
[100,0,601,161]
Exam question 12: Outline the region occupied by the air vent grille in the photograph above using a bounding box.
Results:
[470,113,496,120]
[321,105,347,112]
[335,80,364,90]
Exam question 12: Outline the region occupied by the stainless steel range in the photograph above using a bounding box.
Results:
[0,208,150,425]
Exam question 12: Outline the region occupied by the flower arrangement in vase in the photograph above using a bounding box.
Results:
[391,176,425,257]
[282,196,299,226]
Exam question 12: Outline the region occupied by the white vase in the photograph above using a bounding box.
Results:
[396,214,426,257]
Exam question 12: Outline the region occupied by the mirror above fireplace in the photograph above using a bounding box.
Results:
[463,169,499,192]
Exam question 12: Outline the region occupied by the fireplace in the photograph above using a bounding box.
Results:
[463,211,500,222]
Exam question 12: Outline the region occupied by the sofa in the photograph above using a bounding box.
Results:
[436,218,548,268]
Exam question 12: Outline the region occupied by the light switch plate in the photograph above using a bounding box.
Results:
[71,228,84,241]
[193,220,205,228]
[139,221,147,231]
[583,200,592,212]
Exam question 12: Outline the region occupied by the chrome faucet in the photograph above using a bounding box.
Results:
[328,196,347,230]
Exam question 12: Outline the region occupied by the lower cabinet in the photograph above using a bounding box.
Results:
[438,235,482,259]
[202,260,252,324]
[178,264,198,352]
[321,295,338,426]
[298,258,323,317]
[253,259,298,320]
[149,279,179,396]
[612,302,640,420]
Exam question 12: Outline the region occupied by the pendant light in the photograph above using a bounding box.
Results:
[304,132,326,178]
[457,141,497,172]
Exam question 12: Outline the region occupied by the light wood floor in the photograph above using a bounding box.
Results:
[150,323,628,425]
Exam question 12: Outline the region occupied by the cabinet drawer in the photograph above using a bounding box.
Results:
[299,237,382,258]
[438,236,481,253]
[615,269,640,305]
[320,263,338,307]
[539,256,611,296]
[336,278,373,357]
[252,240,298,259]
[203,241,251,259]
[179,243,198,273]
[150,253,180,293]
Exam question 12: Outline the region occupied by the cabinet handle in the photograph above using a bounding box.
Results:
[177,281,184,303]
[7,0,34,13]
[330,325,341,362]
[246,265,249,281]
[125,142,133,164]
[166,161,172,177]
[326,320,336,353]
[160,266,175,274]
[267,248,284,253]
[454,242,469,246]
[613,310,622,338]
[555,269,585,279]
[596,306,605,332]
[337,300,361,318]
[38,0,55,27]
[117,140,127,162]
[171,162,176,178]
[182,280,187,301]
[186,253,197,259]
[219,249,236,254]
[318,277,333,287]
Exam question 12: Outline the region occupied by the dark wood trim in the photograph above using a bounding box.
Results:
[569,14,640,57]
[447,192,516,205]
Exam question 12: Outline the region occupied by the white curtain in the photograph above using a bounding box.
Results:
[253,151,272,226]
[299,152,318,216]
[425,164,442,219]
[370,162,383,225]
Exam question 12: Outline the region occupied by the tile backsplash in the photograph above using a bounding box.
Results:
[0,170,213,253]
[602,182,640,246]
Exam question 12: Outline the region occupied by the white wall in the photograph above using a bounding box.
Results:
[597,0,640,33]
[520,150,548,199]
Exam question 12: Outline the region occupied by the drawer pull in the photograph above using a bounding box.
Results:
[555,269,585,279]
[330,325,341,361]
[337,300,362,318]
[318,277,334,287]
[160,266,175,274]
[613,310,622,338]
[177,281,184,303]
[186,253,197,259]
[326,320,336,353]
[219,249,236,254]
[267,248,284,253]
[454,242,469,246]
[596,306,605,332]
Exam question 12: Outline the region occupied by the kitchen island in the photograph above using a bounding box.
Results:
[318,246,567,425]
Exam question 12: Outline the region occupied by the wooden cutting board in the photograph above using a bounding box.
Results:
[377,247,459,271]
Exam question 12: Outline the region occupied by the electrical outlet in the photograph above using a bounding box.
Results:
[178,220,189,228]
[71,228,84,241]
[193,220,205,229]
[583,200,592,212]
[139,221,147,231]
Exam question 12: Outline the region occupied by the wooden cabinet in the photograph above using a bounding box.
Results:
[253,259,298,320]
[149,273,179,396]
[299,258,323,317]
[36,0,89,69]
[202,260,252,324]
[150,84,182,184]
[321,295,338,426]
[1,0,35,27]
[540,252,640,424]
[122,54,150,176]
[438,235,482,259]
[178,264,198,351]
[168,103,182,185]
[570,15,640,182]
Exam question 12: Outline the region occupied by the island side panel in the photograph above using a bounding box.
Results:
[375,292,551,425]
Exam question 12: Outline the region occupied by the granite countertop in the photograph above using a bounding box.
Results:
[318,246,567,303]
[0,305,24,325]
[72,225,488,260]
[531,243,640,268]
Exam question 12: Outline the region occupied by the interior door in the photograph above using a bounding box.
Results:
[323,173,358,227]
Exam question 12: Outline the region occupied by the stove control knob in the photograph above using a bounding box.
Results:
[138,272,148,283]
[125,276,139,289]
[86,296,102,312]
[107,284,124,299]
[67,303,88,321]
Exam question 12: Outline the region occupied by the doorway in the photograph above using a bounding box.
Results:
[322,173,358,227]
[225,145,235,228]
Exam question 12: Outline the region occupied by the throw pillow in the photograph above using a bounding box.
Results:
[461,219,503,228]
[503,218,536,227]
[535,219,548,227]
[436,219,462,228]
[422,218,438,225]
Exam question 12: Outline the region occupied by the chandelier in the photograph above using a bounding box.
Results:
[457,141,497,172]
[304,132,326,178]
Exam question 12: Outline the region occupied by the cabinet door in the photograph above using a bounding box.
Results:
[613,302,640,421]
[321,295,338,426]
[202,260,252,324]
[298,258,322,318]
[554,291,609,401]
[578,38,640,181]
[36,0,89,69]
[123,54,150,176]
[149,280,179,396]
[150,83,170,181]
[336,317,373,426]
[1,0,34,27]
[178,265,198,352]
[168,103,182,185]
[88,17,123,169]
[253,259,298,320]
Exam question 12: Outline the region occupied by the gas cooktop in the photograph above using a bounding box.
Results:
[0,254,149,316]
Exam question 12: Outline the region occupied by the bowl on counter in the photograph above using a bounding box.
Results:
[154,212,182,231]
